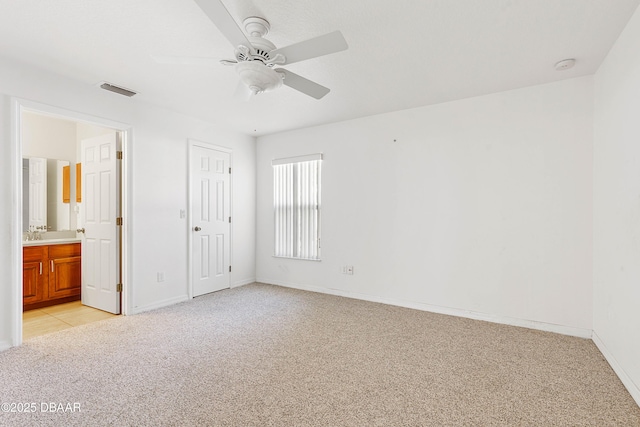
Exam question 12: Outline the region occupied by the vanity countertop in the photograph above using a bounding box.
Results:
[23,238,81,247]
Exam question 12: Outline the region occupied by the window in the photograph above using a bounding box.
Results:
[272,154,322,260]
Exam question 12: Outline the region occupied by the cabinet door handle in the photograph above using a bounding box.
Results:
[50,260,54,273]
[39,262,42,275]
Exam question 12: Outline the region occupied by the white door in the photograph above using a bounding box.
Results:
[191,145,230,296]
[80,133,121,314]
[28,157,47,231]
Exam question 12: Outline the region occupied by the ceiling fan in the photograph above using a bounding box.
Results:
[155,0,348,99]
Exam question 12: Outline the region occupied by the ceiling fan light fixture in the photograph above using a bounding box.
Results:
[236,61,282,94]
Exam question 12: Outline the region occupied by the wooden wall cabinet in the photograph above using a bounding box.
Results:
[23,243,81,311]
[62,164,70,203]
[76,163,81,203]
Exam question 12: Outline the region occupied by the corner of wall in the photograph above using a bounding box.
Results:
[593,332,640,407]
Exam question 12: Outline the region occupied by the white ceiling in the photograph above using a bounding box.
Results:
[0,0,638,136]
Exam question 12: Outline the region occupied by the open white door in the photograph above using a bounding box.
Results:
[80,133,121,314]
[191,144,230,296]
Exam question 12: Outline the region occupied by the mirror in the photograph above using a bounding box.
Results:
[22,157,73,232]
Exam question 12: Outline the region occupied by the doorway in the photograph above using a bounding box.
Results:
[12,99,131,345]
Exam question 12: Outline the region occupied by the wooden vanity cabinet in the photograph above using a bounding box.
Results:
[48,244,82,299]
[23,243,81,310]
[23,245,48,306]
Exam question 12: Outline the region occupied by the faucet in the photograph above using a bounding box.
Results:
[25,226,46,241]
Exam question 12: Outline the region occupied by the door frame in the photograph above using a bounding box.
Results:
[10,98,133,346]
[187,139,233,299]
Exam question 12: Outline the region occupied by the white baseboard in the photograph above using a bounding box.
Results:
[593,332,640,407]
[232,278,256,288]
[257,278,593,339]
[132,294,190,314]
[0,340,12,352]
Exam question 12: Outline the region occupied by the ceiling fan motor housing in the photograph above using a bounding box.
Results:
[236,37,277,64]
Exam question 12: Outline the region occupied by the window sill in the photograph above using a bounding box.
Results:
[273,255,322,262]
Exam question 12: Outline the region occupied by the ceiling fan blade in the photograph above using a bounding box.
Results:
[151,54,220,66]
[275,69,330,99]
[270,31,348,65]
[193,0,253,51]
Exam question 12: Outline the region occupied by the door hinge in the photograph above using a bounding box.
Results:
[116,217,123,226]
[229,265,232,273]
[229,167,231,174]
[228,217,231,223]
[116,283,123,292]
[117,151,123,160]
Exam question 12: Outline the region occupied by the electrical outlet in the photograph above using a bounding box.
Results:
[342,266,354,275]
[157,272,165,282]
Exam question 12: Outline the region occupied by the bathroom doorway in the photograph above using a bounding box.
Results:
[14,101,131,343]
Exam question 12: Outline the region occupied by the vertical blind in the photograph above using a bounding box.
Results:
[273,154,322,260]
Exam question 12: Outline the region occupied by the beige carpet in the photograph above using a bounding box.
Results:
[0,283,638,426]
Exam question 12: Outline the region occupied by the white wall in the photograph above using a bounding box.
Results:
[593,5,640,406]
[0,58,256,349]
[257,76,594,336]
[22,112,77,160]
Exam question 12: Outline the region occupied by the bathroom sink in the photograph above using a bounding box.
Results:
[23,238,81,246]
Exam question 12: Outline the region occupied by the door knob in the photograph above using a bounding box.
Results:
[77,228,85,233]
[194,226,201,232]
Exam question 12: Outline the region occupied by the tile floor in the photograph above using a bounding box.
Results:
[23,301,117,340]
